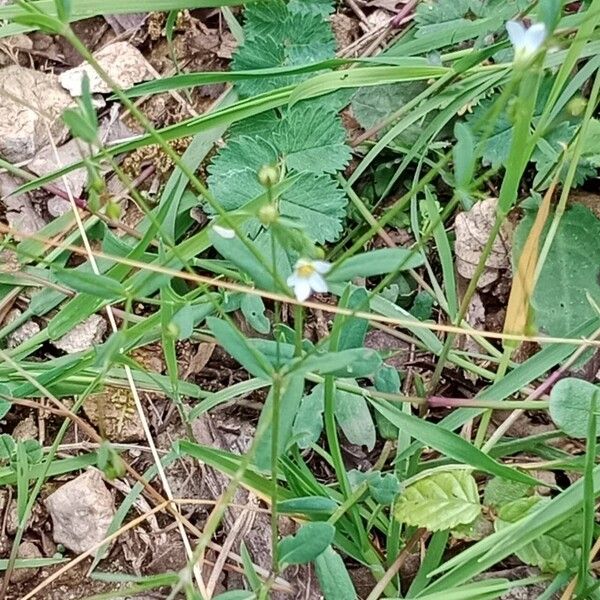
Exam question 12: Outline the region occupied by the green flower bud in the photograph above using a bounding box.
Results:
[258,203,279,225]
[258,164,279,187]
[567,97,587,117]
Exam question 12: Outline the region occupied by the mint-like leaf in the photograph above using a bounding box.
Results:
[233,3,334,97]
[207,136,278,212]
[274,104,351,174]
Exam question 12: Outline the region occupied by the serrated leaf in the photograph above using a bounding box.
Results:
[496,497,582,572]
[279,173,347,243]
[274,104,351,174]
[233,3,334,97]
[208,139,348,244]
[335,386,376,451]
[513,205,600,338]
[278,522,335,566]
[289,0,334,16]
[351,81,430,144]
[395,470,481,532]
[483,477,532,509]
[207,136,278,212]
[414,0,529,39]
[315,546,357,600]
[549,377,600,439]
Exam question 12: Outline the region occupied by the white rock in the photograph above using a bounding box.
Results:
[0,173,47,236]
[5,309,41,349]
[52,314,107,354]
[45,469,115,554]
[59,41,152,96]
[0,65,73,162]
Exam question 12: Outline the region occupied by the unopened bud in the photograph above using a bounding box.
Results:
[166,322,180,339]
[105,200,121,221]
[567,96,587,117]
[258,164,279,187]
[258,204,279,225]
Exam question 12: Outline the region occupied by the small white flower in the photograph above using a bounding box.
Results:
[212,224,236,239]
[506,20,547,62]
[287,258,331,302]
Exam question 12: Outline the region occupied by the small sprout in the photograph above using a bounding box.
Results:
[287,258,331,302]
[506,20,547,62]
[258,164,279,187]
[212,224,236,239]
[259,204,279,225]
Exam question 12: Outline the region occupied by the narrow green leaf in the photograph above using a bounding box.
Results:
[371,399,541,486]
[328,248,424,282]
[254,374,304,472]
[206,317,272,379]
[54,269,127,300]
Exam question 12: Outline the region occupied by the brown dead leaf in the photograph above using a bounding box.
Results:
[454,198,512,289]
[503,181,556,344]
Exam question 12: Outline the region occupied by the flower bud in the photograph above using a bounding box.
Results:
[259,203,279,225]
[105,200,121,221]
[567,97,587,117]
[258,164,279,187]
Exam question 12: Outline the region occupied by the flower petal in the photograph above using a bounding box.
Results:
[287,273,298,287]
[294,258,311,270]
[308,273,328,294]
[313,260,332,274]
[506,20,526,51]
[212,225,236,239]
[293,278,312,302]
[524,22,547,55]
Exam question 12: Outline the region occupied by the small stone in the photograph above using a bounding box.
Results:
[12,416,38,441]
[83,387,144,442]
[10,541,42,584]
[0,65,73,162]
[59,41,152,96]
[47,196,72,218]
[0,173,47,236]
[5,309,41,349]
[6,499,34,536]
[45,469,115,554]
[52,314,107,354]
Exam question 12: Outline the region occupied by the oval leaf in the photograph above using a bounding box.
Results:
[549,377,600,438]
[395,470,481,532]
[55,270,126,300]
[278,522,335,567]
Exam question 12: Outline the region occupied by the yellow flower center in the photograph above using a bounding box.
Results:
[297,264,315,278]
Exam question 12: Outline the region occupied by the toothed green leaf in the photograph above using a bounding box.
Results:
[395,470,481,532]
[233,1,334,97]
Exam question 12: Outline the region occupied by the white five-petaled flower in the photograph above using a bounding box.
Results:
[212,224,236,239]
[287,258,331,302]
[506,20,547,62]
